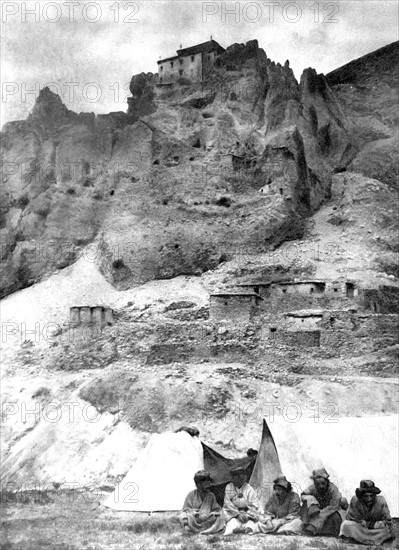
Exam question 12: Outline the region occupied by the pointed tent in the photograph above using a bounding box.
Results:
[103,431,204,512]
[251,415,399,517]
[102,426,267,512]
[249,419,282,508]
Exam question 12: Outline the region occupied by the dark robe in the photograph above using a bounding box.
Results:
[179,489,225,534]
[340,495,394,545]
[301,481,344,536]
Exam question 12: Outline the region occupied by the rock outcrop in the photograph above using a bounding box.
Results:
[0,40,352,297]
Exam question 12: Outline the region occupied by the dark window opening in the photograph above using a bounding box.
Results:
[170,61,174,68]
[174,156,179,161]
[270,327,277,333]
[330,317,335,325]
[315,282,326,293]
[310,288,314,293]
[160,66,163,71]
[174,243,179,249]
[191,55,195,62]
[224,301,228,306]
[193,138,201,148]
[162,199,168,205]
[279,188,283,195]
[282,288,287,294]
[110,190,114,196]
[334,288,338,293]
[153,159,160,165]
[254,286,260,294]
[189,157,195,161]
[346,282,355,297]
[160,77,163,83]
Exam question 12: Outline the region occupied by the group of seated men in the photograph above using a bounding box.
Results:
[179,466,395,545]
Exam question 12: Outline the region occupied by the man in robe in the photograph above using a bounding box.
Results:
[223,465,262,535]
[340,480,394,545]
[258,475,302,534]
[179,470,225,534]
[301,467,347,536]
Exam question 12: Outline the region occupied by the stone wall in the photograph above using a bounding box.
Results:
[240,279,365,314]
[210,294,261,324]
[285,313,323,331]
[362,286,399,313]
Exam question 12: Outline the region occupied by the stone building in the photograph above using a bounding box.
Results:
[209,292,262,323]
[70,306,114,327]
[157,39,225,84]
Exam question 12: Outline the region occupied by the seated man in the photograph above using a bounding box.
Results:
[223,465,261,535]
[179,470,225,534]
[340,480,394,546]
[301,468,347,537]
[258,475,302,534]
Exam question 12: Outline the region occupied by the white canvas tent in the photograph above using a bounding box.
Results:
[104,430,203,511]
[250,415,399,517]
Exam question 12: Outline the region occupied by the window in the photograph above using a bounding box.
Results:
[160,66,163,71]
[334,288,338,293]
[170,61,174,68]
[160,77,163,83]
[310,288,314,293]
[179,58,183,64]
[191,55,195,62]
[179,70,183,76]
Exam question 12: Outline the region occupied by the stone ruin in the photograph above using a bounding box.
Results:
[69,306,114,327]
[209,279,399,349]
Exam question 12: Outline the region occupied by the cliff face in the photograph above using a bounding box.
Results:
[327,40,399,187]
[0,40,350,297]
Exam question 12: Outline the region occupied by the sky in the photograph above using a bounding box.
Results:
[1,0,398,124]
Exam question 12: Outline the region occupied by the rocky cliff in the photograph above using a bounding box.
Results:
[1,40,351,298]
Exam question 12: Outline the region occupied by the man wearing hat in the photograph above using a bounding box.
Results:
[223,465,261,535]
[339,480,394,545]
[258,475,302,534]
[300,467,346,536]
[179,470,225,534]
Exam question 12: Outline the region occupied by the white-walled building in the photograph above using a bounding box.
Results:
[157,39,225,84]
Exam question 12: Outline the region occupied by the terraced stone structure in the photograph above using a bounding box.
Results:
[70,306,114,327]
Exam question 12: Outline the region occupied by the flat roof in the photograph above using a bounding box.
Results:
[157,55,179,64]
[238,279,327,287]
[285,309,324,317]
[210,292,263,299]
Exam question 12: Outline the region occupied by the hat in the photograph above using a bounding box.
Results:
[273,475,290,490]
[355,480,381,498]
[310,468,330,480]
[194,470,213,484]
